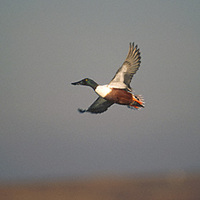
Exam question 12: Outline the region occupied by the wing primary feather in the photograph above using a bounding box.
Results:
[108,42,141,91]
[78,97,114,114]
[78,108,86,113]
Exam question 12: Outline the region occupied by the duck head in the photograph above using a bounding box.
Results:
[71,78,98,90]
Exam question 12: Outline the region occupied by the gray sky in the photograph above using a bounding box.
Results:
[1,0,200,182]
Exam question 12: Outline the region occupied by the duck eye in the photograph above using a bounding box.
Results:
[85,78,88,81]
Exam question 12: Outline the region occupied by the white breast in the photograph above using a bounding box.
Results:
[95,85,112,98]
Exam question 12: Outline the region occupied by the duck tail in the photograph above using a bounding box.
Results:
[128,94,145,110]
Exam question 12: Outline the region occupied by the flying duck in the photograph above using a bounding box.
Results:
[71,43,144,114]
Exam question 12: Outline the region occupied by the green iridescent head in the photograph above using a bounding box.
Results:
[71,78,98,89]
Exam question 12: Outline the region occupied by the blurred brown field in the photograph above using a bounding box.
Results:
[1,173,200,200]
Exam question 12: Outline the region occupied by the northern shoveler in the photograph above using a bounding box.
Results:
[71,43,144,114]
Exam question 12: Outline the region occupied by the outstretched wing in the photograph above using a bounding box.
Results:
[78,97,114,114]
[108,43,141,91]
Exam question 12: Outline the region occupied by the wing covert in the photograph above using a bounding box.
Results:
[108,43,141,91]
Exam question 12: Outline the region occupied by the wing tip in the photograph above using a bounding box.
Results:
[128,42,141,58]
[78,108,104,114]
[78,108,87,113]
